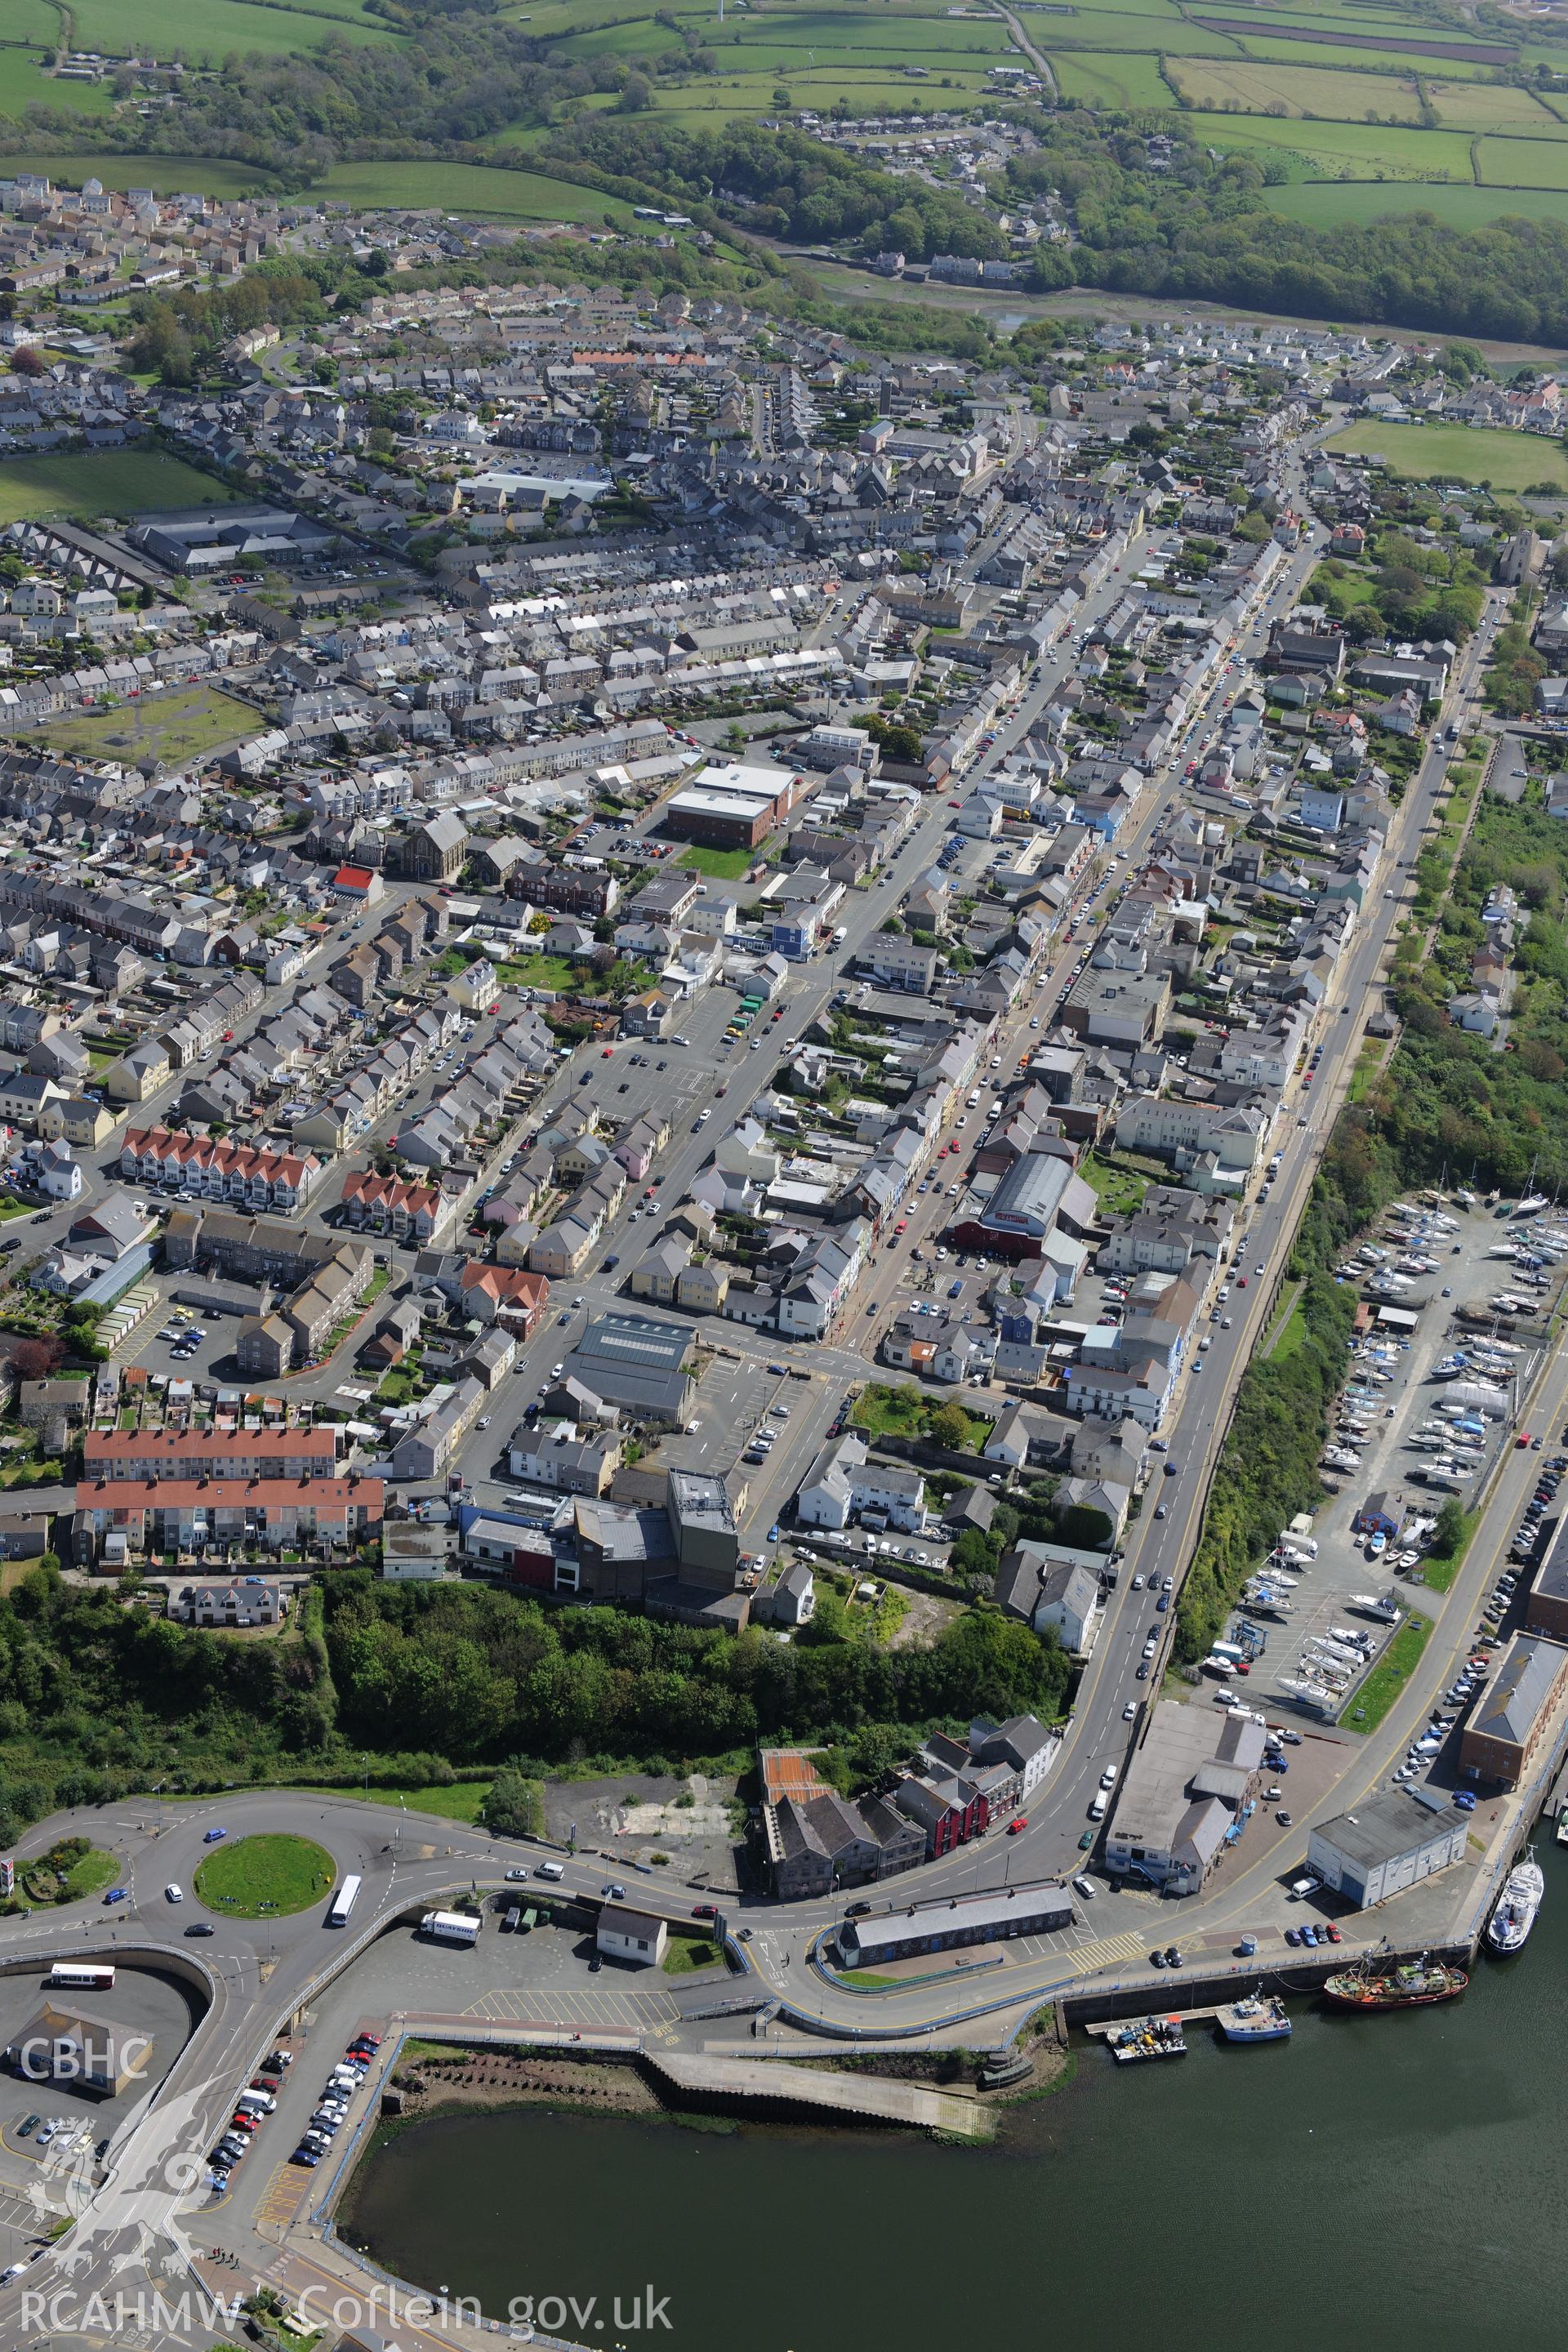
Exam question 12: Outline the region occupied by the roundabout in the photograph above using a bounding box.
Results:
[193,1833,336,1919]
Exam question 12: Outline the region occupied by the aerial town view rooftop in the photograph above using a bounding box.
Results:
[4,5,1568,2345]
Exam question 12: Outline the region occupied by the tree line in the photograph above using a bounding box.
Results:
[0,1551,1072,1846]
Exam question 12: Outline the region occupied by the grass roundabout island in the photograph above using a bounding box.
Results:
[194,1833,337,1919]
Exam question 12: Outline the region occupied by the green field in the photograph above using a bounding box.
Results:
[1183,109,1476,180]
[32,687,261,768]
[67,0,396,56]
[1477,134,1568,189]
[493,952,579,991]
[194,1833,337,1918]
[1053,51,1172,109]
[318,160,637,224]
[1264,180,1568,231]
[0,153,276,198]
[1326,420,1568,492]
[1168,58,1425,121]
[0,449,238,526]
[0,56,118,117]
[1428,79,1566,132]
[676,843,760,880]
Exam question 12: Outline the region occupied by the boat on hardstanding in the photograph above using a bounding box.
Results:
[1215,1992,1291,2044]
[1486,1855,1545,1953]
[1557,1800,1568,1848]
[1107,2015,1187,2063]
[1322,1953,1468,2010]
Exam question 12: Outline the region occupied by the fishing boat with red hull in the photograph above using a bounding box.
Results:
[1322,1953,1468,2010]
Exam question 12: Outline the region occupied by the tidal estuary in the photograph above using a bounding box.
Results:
[341,1840,1568,2352]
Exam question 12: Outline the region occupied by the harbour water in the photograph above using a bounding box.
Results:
[341,1842,1568,2352]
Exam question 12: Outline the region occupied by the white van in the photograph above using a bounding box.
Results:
[1073,1874,1097,1900]
[235,2090,275,2115]
[535,1860,565,1882]
[1088,1793,1107,1820]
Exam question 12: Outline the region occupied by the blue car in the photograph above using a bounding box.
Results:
[1300,1923,1318,1948]
[1156,1593,1169,1612]
[290,2148,320,2168]
[203,1827,228,1844]
[1285,1926,1303,1947]
[103,1887,126,1905]
[1453,1789,1477,1811]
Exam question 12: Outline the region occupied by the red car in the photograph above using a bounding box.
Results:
[601,1045,613,1058]
[1006,1816,1027,1835]
[1324,1923,1343,1944]
[1237,1276,1248,1288]
[894,1219,907,1236]
[691,1902,717,1920]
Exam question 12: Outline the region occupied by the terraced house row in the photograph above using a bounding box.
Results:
[118,1126,323,1213]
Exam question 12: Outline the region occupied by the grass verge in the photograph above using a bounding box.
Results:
[662,1936,723,1975]
[293,1780,492,1823]
[1420,1517,1477,1593]
[1266,1283,1308,1361]
[1340,1611,1432,1731]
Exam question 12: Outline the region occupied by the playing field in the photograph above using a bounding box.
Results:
[1326,421,1568,492]
[0,450,238,526]
[29,687,263,767]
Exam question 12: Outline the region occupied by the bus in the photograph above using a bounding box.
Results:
[48,1963,115,1991]
[327,1875,362,1928]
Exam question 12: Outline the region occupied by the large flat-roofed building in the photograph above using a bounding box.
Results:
[1102,1699,1265,1896]
[1459,1631,1568,1788]
[1307,1787,1468,1909]
[1526,1516,1568,1643]
[662,760,799,851]
[837,1884,1073,1967]
[560,1310,694,1426]
[662,782,776,850]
